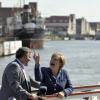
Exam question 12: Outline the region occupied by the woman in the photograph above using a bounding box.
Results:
[33,52,73,98]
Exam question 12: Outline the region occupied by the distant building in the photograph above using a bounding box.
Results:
[76,18,90,35]
[90,22,100,39]
[44,14,76,37]
[89,22,100,32]
[76,17,93,39]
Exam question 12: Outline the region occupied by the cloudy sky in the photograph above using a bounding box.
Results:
[1,0,100,22]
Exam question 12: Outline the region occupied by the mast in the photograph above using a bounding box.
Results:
[20,0,21,7]
[19,0,25,7]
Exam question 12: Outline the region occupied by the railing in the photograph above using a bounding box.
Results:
[45,84,100,100]
[0,84,100,100]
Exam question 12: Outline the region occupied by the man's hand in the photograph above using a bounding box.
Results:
[28,94,46,100]
[33,51,40,64]
[37,96,47,100]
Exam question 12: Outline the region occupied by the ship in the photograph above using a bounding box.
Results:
[7,4,44,49]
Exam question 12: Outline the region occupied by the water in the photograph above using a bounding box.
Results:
[0,40,100,86]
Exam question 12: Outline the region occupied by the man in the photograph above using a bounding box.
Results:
[0,47,44,100]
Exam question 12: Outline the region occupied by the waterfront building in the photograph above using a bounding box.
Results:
[44,14,76,39]
[76,18,94,39]
[89,22,100,39]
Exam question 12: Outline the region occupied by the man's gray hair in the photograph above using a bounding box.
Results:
[16,47,32,59]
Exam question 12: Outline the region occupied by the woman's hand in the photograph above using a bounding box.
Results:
[33,51,40,64]
[56,91,65,98]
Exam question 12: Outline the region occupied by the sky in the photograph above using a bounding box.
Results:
[1,0,100,22]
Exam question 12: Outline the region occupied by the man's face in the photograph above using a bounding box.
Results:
[24,52,32,66]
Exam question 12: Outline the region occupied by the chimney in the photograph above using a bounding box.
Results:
[29,2,37,17]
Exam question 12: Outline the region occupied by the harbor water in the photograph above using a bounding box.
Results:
[0,40,100,86]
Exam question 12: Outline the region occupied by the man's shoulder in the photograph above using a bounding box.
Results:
[4,60,21,74]
[7,60,20,69]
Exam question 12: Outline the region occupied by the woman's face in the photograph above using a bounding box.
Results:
[50,55,62,71]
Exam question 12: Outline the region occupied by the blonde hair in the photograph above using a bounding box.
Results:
[51,52,65,68]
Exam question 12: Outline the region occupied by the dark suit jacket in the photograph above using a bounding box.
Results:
[0,59,39,100]
[35,64,73,96]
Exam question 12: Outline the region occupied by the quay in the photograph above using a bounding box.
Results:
[0,40,22,56]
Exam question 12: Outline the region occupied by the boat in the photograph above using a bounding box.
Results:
[7,4,44,49]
